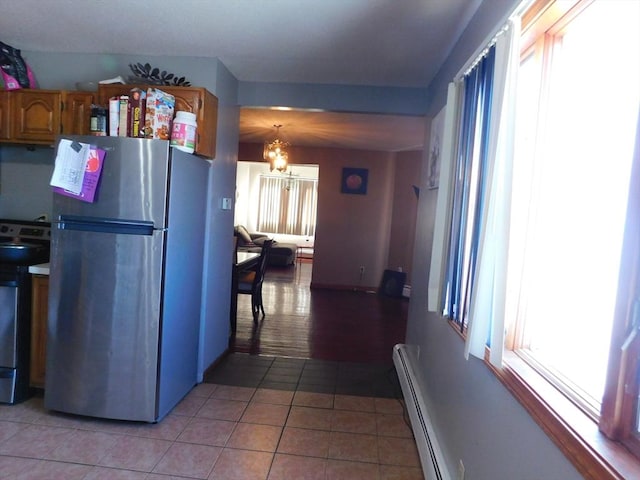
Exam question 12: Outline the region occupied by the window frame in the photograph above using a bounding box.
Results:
[445,0,640,477]
[509,0,631,422]
[513,0,640,451]
[599,111,640,458]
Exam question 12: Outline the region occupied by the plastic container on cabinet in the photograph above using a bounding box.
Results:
[170,111,197,154]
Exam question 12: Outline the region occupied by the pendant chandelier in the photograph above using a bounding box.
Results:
[263,124,289,172]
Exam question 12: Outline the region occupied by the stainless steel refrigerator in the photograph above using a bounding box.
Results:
[45,135,209,422]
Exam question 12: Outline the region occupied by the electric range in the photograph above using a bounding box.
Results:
[0,219,50,404]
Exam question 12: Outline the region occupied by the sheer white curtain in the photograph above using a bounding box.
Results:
[257,176,284,233]
[428,82,463,312]
[464,18,521,366]
[284,178,318,236]
[257,175,318,236]
[427,18,521,368]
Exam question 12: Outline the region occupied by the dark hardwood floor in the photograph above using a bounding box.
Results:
[229,260,409,366]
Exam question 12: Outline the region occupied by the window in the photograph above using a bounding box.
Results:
[432,0,640,475]
[257,173,318,236]
[509,0,640,447]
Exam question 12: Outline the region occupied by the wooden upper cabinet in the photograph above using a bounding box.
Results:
[62,91,93,135]
[97,84,218,159]
[171,87,218,160]
[0,89,94,145]
[0,91,10,140]
[12,89,62,143]
[0,85,218,155]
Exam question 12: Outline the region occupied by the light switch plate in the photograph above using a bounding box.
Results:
[221,197,232,210]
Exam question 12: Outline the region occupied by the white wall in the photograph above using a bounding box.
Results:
[197,60,240,380]
[0,146,54,220]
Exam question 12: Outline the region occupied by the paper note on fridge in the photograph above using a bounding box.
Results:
[51,140,106,203]
[50,139,91,194]
[52,146,105,203]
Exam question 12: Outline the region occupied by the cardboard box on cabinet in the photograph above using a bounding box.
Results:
[144,87,174,140]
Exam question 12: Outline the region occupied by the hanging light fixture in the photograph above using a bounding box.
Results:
[263,124,289,172]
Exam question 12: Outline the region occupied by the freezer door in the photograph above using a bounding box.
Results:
[52,136,171,228]
[45,222,165,422]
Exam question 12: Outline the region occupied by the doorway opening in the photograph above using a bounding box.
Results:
[235,161,319,279]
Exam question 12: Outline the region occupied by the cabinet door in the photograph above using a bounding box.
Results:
[30,275,49,388]
[95,84,127,106]
[12,90,61,143]
[62,91,93,135]
[0,91,10,140]
[165,87,218,159]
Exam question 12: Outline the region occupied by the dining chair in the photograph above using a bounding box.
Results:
[237,239,273,322]
[232,234,238,265]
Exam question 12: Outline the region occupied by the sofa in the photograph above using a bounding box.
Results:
[234,225,297,267]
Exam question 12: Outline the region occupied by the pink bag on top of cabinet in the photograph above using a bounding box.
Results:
[0,41,37,90]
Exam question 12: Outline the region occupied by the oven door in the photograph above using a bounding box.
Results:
[0,276,19,403]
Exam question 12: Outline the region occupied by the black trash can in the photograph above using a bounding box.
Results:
[379,269,406,298]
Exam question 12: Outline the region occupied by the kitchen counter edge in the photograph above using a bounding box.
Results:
[29,263,50,275]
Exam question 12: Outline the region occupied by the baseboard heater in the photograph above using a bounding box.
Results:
[393,344,451,480]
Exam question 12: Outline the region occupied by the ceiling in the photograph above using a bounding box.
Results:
[239,108,427,152]
[0,0,482,151]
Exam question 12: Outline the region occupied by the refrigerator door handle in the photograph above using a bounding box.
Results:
[58,215,155,236]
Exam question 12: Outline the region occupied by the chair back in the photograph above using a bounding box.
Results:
[252,239,273,287]
[232,234,238,265]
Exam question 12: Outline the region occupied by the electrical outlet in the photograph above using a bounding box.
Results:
[457,459,465,480]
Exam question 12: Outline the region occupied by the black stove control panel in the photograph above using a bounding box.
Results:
[18,227,49,238]
[0,220,51,243]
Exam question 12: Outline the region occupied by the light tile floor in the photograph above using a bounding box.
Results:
[0,372,423,479]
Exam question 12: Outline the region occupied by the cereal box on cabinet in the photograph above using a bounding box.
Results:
[144,87,175,140]
[128,88,146,138]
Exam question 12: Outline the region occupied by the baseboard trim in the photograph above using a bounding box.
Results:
[310,282,377,293]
